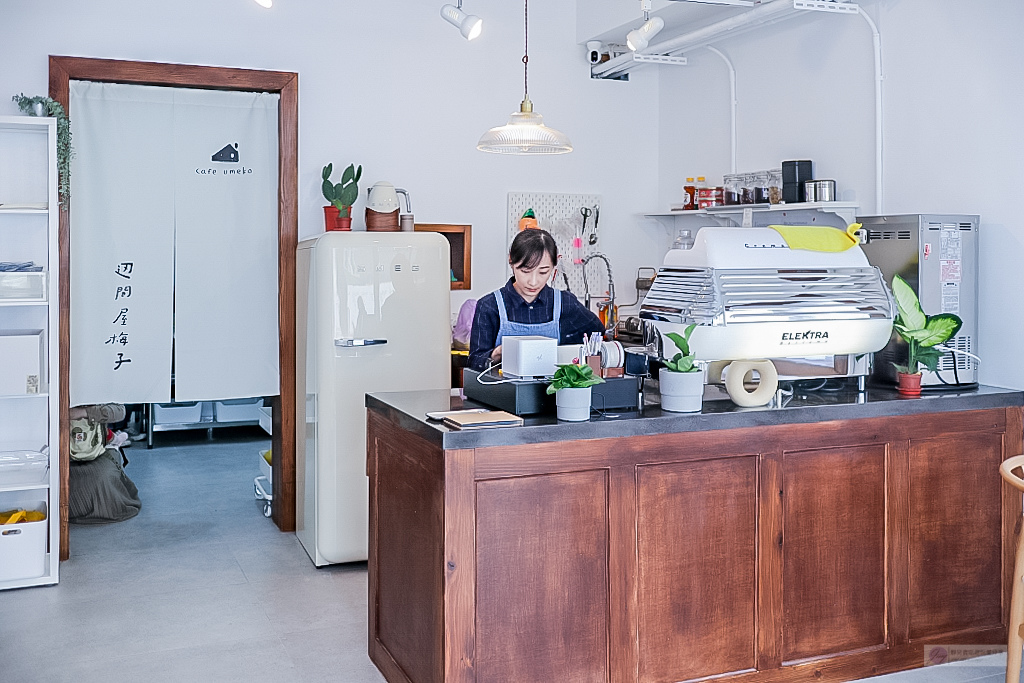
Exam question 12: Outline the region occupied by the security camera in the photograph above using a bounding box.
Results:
[586,41,604,65]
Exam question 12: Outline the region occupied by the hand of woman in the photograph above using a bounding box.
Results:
[490,345,502,363]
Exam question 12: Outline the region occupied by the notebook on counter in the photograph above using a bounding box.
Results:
[441,409,524,430]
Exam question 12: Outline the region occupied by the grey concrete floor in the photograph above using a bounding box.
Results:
[0,427,1014,682]
[0,427,385,683]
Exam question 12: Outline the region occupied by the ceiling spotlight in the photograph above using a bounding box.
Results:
[441,3,483,41]
[253,0,272,7]
[626,16,664,52]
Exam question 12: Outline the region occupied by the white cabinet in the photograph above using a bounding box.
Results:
[0,116,60,590]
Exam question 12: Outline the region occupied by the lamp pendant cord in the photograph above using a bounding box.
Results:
[523,0,529,99]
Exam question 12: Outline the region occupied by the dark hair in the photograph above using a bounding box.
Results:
[509,228,558,270]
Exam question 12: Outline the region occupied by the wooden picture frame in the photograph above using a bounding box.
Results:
[415,223,471,290]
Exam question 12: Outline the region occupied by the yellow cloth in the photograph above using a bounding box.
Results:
[0,509,46,524]
[769,223,862,252]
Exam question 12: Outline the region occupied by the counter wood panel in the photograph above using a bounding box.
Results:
[367,404,1024,683]
[782,445,887,661]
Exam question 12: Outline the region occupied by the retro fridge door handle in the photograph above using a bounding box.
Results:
[335,338,388,347]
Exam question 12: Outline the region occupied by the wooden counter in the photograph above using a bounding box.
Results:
[366,387,1024,683]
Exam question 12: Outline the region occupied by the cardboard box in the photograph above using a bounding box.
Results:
[0,331,43,396]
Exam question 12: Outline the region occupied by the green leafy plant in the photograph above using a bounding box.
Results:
[546,363,605,394]
[891,274,962,375]
[321,163,362,217]
[12,94,73,208]
[661,323,700,373]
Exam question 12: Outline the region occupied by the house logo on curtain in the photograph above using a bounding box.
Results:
[212,143,239,163]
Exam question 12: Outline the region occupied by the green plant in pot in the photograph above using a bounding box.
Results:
[891,274,962,396]
[547,363,604,422]
[659,323,704,412]
[321,163,362,230]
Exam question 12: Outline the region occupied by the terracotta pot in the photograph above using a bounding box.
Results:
[897,371,922,396]
[324,205,352,231]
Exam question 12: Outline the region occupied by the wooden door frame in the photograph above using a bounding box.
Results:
[49,56,298,559]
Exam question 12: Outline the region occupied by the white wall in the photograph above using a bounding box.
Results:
[0,0,662,317]
[656,0,1024,390]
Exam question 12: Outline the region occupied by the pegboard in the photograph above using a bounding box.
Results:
[507,192,605,301]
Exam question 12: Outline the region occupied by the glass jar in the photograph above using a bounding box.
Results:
[752,171,771,204]
[767,168,783,205]
[723,174,742,206]
[740,173,755,205]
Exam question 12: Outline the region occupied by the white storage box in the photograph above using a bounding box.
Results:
[152,402,203,425]
[259,449,272,482]
[214,398,263,423]
[0,272,46,301]
[0,330,43,396]
[0,450,48,486]
[0,501,47,582]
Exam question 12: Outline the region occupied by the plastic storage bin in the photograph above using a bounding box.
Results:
[0,330,43,395]
[152,402,203,425]
[0,500,47,582]
[214,398,263,423]
[0,272,46,301]
[0,450,48,486]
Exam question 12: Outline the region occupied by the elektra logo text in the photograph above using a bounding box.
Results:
[781,330,829,344]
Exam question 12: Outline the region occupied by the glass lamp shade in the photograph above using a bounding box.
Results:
[477,102,573,155]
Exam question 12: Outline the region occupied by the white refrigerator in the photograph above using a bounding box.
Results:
[295,231,451,565]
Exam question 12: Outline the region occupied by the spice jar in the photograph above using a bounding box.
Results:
[768,169,783,205]
[723,174,742,206]
[740,173,754,204]
[751,171,770,204]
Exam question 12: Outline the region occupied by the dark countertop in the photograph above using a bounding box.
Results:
[366,382,1024,450]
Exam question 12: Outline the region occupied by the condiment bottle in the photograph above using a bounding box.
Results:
[682,178,696,211]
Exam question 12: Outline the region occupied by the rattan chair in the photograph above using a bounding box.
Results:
[998,454,1024,683]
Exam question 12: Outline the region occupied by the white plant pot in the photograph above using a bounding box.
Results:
[555,386,592,422]
[659,368,704,413]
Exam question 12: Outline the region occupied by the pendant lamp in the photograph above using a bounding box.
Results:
[477,0,572,155]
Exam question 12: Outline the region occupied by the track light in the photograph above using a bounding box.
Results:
[441,3,483,41]
[627,16,664,52]
[253,0,272,7]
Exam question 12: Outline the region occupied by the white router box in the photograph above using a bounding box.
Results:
[502,335,558,378]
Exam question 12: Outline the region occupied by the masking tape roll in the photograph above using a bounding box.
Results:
[724,359,779,407]
[600,341,624,368]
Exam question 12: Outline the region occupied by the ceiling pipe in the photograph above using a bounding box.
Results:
[706,46,737,174]
[593,0,797,78]
[858,6,883,214]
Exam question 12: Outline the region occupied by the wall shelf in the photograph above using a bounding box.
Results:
[0,115,60,591]
[644,201,860,230]
[415,223,472,291]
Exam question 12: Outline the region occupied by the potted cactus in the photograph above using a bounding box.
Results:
[322,163,362,230]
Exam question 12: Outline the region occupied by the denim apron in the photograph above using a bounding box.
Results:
[493,288,561,347]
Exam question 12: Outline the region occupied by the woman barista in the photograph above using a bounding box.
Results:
[469,228,604,371]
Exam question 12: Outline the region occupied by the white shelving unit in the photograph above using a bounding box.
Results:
[645,201,859,230]
[0,116,60,590]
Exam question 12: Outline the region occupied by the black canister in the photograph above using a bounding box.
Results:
[782,160,813,203]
